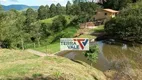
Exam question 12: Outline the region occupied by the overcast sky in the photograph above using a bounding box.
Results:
[0,0,72,6]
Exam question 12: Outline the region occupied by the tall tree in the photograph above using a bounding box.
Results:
[51,15,67,32]
[70,4,81,15]
[56,3,64,15]
[66,1,72,14]
[30,21,42,47]
[14,12,26,50]
[45,5,50,18]
[50,3,57,17]
[25,8,37,32]
[102,0,132,10]
[38,5,47,20]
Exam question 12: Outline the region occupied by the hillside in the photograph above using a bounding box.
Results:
[2,5,39,11]
[0,49,106,80]
[40,15,75,25]
[31,15,78,53]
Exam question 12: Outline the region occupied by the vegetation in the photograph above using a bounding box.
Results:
[94,25,104,33]
[105,0,142,42]
[0,49,106,80]
[0,1,100,50]
[100,0,132,10]
[84,45,99,66]
[98,0,139,10]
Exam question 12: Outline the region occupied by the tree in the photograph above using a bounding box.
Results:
[56,3,64,15]
[0,9,27,48]
[100,0,132,10]
[70,2,100,24]
[51,15,67,32]
[70,4,81,15]
[66,1,72,15]
[30,21,42,47]
[45,5,50,18]
[41,23,51,37]
[105,0,142,42]
[79,2,100,15]
[25,8,37,32]
[14,12,26,50]
[0,12,8,48]
[50,4,57,17]
[38,5,47,20]
[84,45,99,66]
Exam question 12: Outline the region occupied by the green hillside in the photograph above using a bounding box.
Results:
[40,15,75,25]
[0,49,106,80]
[31,15,78,53]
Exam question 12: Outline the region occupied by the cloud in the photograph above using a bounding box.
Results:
[0,0,18,2]
[50,0,65,2]
[0,0,7,2]
[10,0,18,2]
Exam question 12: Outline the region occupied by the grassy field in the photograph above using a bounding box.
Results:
[79,34,96,39]
[34,42,60,54]
[40,15,75,25]
[94,25,104,33]
[0,49,106,80]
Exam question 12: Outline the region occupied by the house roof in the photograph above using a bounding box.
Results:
[103,9,119,13]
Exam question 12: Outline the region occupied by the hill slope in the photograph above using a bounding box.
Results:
[0,49,106,80]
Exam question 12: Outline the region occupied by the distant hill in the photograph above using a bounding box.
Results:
[2,4,39,11]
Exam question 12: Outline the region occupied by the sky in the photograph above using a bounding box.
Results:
[0,0,72,6]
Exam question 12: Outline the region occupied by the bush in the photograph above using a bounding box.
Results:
[84,45,99,66]
[51,15,67,32]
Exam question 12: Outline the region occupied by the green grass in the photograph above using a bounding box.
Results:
[79,34,96,39]
[34,42,60,54]
[40,16,58,24]
[94,25,104,33]
[0,49,39,63]
[0,49,106,80]
[40,15,74,25]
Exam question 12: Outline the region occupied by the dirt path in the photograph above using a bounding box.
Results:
[26,49,55,57]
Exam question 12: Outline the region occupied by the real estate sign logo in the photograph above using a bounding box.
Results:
[60,38,89,51]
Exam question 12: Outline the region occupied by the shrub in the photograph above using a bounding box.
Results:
[84,45,99,66]
[51,15,67,32]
